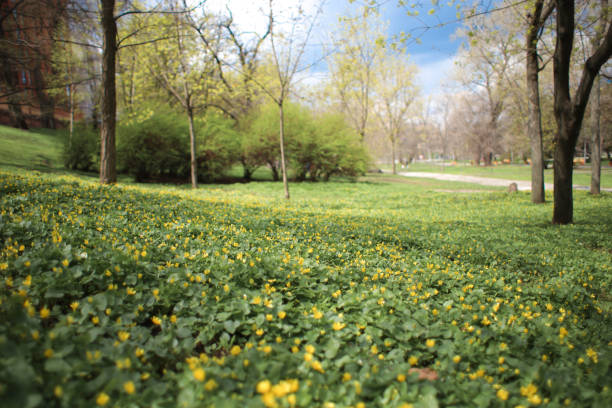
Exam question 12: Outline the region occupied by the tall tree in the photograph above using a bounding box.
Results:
[97,0,199,184]
[373,52,418,175]
[525,0,555,203]
[327,9,385,143]
[589,0,608,195]
[552,0,612,223]
[99,0,117,184]
[453,9,519,166]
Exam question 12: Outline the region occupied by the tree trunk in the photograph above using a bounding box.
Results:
[526,0,546,203]
[269,162,279,181]
[551,0,612,223]
[590,79,601,195]
[391,135,397,175]
[69,83,74,150]
[188,108,197,189]
[99,0,117,184]
[32,64,55,128]
[552,128,574,224]
[278,102,290,199]
[241,159,253,181]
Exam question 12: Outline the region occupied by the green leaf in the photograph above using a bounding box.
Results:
[44,358,71,373]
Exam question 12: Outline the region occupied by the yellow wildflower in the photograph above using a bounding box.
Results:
[96,392,109,406]
[332,321,346,331]
[123,381,135,394]
[193,368,206,382]
[257,380,271,394]
[496,389,509,401]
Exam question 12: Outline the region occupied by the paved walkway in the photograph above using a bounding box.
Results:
[395,171,612,192]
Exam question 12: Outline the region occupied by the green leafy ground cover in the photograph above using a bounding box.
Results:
[393,163,612,189]
[1,168,611,408]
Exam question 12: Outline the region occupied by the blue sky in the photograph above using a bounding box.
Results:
[310,0,465,95]
[205,0,466,95]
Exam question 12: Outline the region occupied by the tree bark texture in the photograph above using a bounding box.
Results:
[69,83,74,150]
[526,0,546,203]
[590,75,601,194]
[100,0,117,184]
[279,103,290,199]
[552,0,612,223]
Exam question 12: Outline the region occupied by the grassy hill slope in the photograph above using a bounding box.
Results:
[0,125,64,170]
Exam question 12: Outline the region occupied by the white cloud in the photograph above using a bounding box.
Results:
[202,0,322,36]
[412,54,457,96]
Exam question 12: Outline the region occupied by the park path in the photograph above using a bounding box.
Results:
[395,171,612,192]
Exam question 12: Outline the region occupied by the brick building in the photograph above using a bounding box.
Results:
[0,0,71,128]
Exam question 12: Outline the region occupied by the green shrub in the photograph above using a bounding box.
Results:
[117,109,239,183]
[195,112,240,182]
[63,125,98,172]
[117,110,189,182]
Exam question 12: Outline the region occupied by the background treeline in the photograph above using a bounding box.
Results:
[50,0,370,183]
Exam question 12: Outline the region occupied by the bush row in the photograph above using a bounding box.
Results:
[65,103,369,182]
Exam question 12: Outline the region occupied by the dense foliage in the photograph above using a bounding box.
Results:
[0,169,610,408]
[115,109,239,183]
[248,103,369,182]
[63,125,98,172]
[75,103,370,183]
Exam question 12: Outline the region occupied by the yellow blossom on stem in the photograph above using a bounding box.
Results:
[123,381,135,394]
[96,392,109,406]
[193,368,205,382]
[257,380,272,394]
[496,389,509,401]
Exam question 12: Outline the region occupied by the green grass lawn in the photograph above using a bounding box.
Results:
[393,162,612,189]
[0,125,65,170]
[1,167,610,408]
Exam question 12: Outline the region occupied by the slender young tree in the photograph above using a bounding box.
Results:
[525,0,555,203]
[266,0,322,199]
[140,10,217,189]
